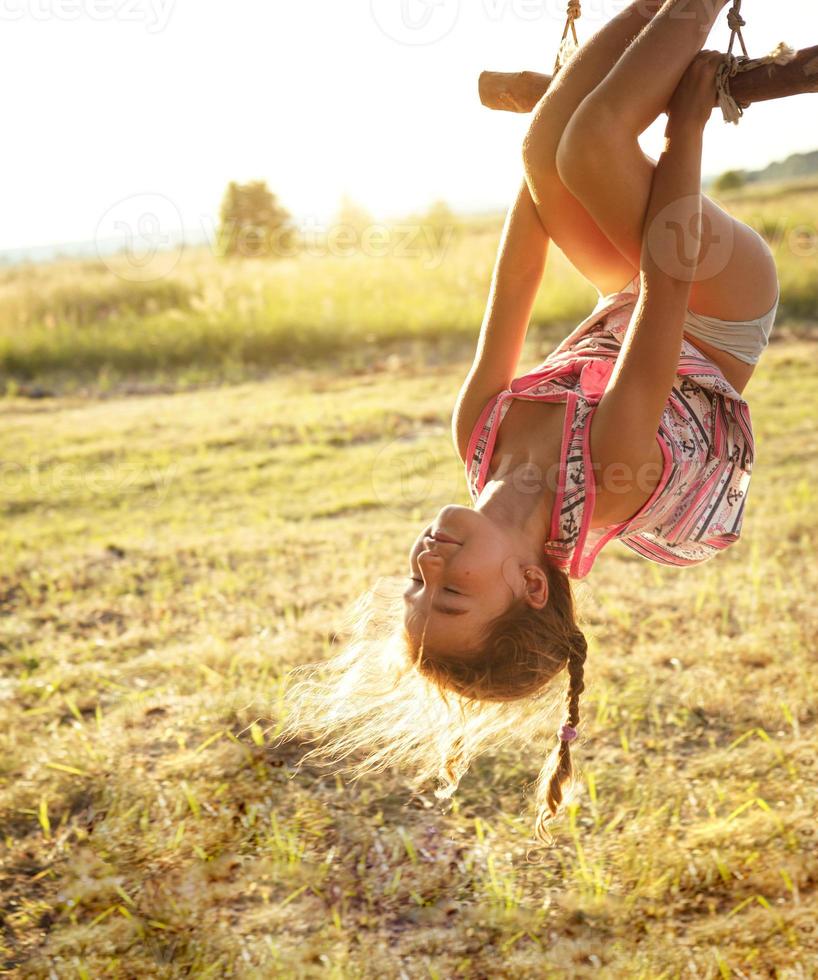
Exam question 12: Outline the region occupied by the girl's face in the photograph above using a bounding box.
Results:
[402,504,535,656]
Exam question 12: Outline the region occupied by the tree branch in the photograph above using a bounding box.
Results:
[479,45,818,113]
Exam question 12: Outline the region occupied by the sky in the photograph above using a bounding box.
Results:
[2,0,816,251]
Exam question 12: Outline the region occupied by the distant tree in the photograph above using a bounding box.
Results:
[400,199,462,244]
[217,180,294,258]
[417,199,461,253]
[334,194,375,236]
[422,199,458,230]
[712,169,747,194]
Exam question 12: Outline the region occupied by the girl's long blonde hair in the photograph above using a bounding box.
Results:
[271,558,588,847]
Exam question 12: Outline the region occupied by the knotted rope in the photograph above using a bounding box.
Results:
[726,0,749,59]
[553,0,581,76]
[716,0,797,124]
[550,1,796,126]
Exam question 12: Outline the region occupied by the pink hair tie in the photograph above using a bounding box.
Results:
[559,724,578,743]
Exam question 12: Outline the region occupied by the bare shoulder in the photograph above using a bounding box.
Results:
[451,372,506,465]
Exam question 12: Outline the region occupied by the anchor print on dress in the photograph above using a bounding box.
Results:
[562,511,579,541]
[572,398,594,429]
[558,397,594,547]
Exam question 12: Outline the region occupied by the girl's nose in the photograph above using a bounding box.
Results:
[417,549,444,580]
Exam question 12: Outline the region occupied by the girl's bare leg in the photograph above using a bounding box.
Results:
[550,0,777,327]
[521,0,667,295]
[567,0,729,136]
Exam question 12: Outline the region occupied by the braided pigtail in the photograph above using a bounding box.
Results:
[532,631,588,844]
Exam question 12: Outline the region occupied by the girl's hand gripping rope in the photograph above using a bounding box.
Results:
[666,50,725,134]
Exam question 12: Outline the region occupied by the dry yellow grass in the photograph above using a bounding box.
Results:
[1,316,816,976]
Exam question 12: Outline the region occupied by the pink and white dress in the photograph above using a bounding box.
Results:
[464,282,758,579]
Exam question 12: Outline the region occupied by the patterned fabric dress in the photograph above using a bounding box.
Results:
[464,283,760,579]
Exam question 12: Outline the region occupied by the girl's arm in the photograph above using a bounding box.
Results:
[452,177,549,462]
[589,54,719,485]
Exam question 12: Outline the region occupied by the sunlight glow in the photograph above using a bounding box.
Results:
[3,0,815,250]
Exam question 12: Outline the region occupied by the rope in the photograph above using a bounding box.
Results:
[548,0,795,127]
[726,0,749,59]
[715,42,797,124]
[716,0,797,125]
[553,0,581,76]
[716,42,798,124]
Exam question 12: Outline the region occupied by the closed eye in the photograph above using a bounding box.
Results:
[408,576,463,596]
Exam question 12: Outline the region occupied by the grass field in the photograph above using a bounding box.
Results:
[1,177,817,397]
[1,179,817,977]
[2,340,817,977]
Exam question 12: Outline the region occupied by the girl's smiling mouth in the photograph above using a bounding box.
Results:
[430,530,460,544]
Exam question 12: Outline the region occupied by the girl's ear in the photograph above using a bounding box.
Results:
[523,567,549,609]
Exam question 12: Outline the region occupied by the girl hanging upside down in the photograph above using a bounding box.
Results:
[276,0,780,844]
